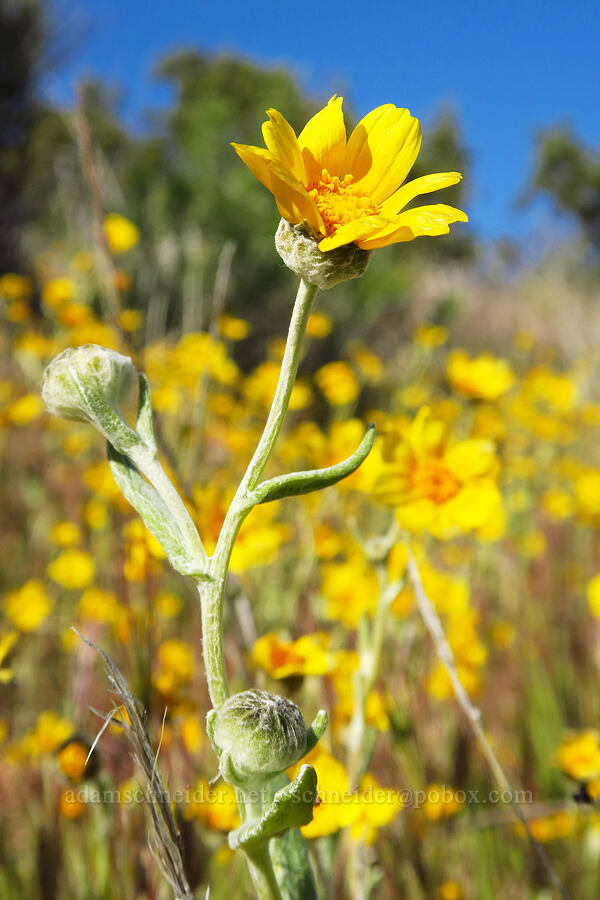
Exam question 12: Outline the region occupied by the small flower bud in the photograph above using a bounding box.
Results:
[211,690,308,786]
[42,344,137,448]
[275,219,371,290]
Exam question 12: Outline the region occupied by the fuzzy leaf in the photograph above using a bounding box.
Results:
[305,710,328,754]
[135,374,157,449]
[228,765,318,851]
[253,424,376,504]
[107,443,191,572]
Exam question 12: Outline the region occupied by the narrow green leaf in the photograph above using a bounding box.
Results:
[252,424,376,505]
[305,710,328,754]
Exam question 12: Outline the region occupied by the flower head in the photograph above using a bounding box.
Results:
[233,96,467,253]
[372,407,502,538]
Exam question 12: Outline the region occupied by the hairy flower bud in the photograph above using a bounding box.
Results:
[42,345,137,449]
[275,219,371,290]
[210,690,308,786]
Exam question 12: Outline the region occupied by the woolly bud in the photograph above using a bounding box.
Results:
[210,690,308,786]
[42,345,138,450]
[275,219,371,290]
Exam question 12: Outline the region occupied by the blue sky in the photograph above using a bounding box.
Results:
[46,0,599,242]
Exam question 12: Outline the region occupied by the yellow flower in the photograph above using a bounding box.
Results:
[104,213,140,254]
[49,521,81,547]
[119,309,143,331]
[47,550,96,590]
[541,488,573,520]
[154,591,182,618]
[291,748,351,838]
[21,711,73,757]
[364,690,391,732]
[422,783,464,821]
[84,497,109,531]
[414,324,449,348]
[315,361,360,406]
[306,311,332,338]
[233,96,467,251]
[447,350,516,401]
[185,778,241,831]
[153,639,194,698]
[4,580,53,631]
[558,731,600,781]
[373,407,502,538]
[251,632,335,678]
[527,811,575,843]
[438,881,462,900]
[59,788,87,819]
[587,574,600,618]
[47,549,95,590]
[489,621,516,648]
[57,738,93,783]
[0,630,18,683]
[345,773,403,844]
[0,273,33,301]
[230,506,292,574]
[42,277,75,309]
[218,314,250,341]
[320,553,379,627]
[78,587,119,624]
[180,714,203,753]
[7,393,45,425]
[122,519,165,582]
[5,299,31,322]
[244,361,311,411]
[350,344,383,384]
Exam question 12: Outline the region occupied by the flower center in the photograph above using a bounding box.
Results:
[308,169,379,235]
[411,458,461,504]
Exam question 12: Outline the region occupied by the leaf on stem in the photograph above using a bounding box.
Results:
[228,765,318,851]
[135,373,157,449]
[107,443,194,574]
[252,424,376,504]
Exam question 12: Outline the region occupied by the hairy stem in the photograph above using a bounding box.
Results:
[244,844,283,900]
[196,278,318,709]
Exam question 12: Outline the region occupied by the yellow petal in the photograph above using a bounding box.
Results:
[317,215,389,252]
[231,143,322,231]
[396,498,436,532]
[359,204,468,249]
[298,96,346,183]
[380,172,463,217]
[444,439,496,480]
[344,104,396,179]
[445,479,502,530]
[262,108,305,183]
[348,107,422,204]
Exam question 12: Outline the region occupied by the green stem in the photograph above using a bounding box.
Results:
[240,278,318,492]
[244,844,283,900]
[196,278,318,710]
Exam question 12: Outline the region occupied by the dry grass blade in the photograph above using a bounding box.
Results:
[406,554,571,900]
[73,628,194,900]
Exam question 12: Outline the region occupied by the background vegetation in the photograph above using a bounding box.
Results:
[2,1,600,899]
